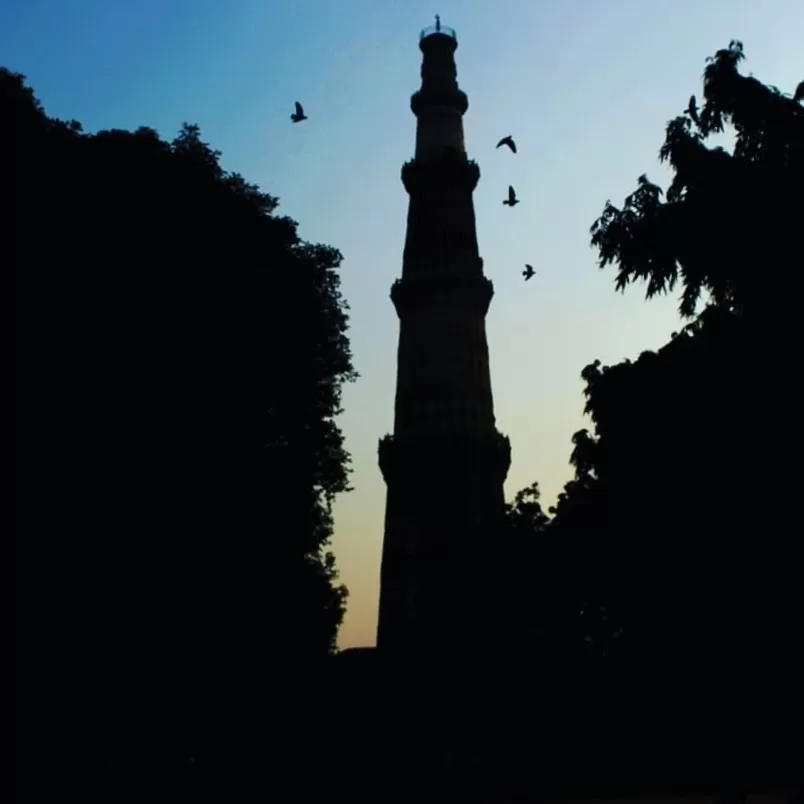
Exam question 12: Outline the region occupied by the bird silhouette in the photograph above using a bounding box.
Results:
[290,101,307,123]
[685,95,699,124]
[503,185,519,206]
[496,135,517,153]
[522,264,535,280]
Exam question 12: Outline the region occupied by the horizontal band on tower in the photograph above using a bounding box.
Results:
[390,273,493,316]
[378,430,511,487]
[411,88,468,116]
[401,156,479,193]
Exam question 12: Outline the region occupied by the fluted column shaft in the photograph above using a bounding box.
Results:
[377,27,511,654]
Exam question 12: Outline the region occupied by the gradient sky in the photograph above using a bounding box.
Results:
[5,0,801,649]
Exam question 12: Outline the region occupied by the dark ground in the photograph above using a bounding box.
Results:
[20,649,802,802]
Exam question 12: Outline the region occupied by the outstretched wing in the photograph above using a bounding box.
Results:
[496,135,516,152]
[508,185,516,202]
[295,101,304,116]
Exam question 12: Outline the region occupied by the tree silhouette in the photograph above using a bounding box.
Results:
[512,43,802,670]
[496,480,624,662]
[8,66,356,776]
[505,481,551,536]
[591,40,803,320]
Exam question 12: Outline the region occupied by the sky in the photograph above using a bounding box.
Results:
[4,0,801,650]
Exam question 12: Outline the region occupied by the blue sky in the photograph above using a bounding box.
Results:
[5,0,801,648]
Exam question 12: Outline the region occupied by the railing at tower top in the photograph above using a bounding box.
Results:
[419,24,456,41]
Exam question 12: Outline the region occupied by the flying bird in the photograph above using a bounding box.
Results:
[522,264,535,281]
[496,135,517,153]
[290,101,307,123]
[503,185,519,206]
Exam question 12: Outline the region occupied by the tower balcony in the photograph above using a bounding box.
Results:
[401,156,479,194]
[410,87,468,116]
[390,274,493,317]
[378,430,511,488]
[420,24,457,43]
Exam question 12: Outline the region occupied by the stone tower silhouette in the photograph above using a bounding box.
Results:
[377,20,511,654]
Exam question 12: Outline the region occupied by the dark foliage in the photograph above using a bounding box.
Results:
[498,483,556,648]
[498,482,623,661]
[8,66,355,773]
[590,40,803,320]
[511,44,803,670]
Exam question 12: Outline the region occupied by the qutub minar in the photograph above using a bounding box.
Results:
[377,18,511,653]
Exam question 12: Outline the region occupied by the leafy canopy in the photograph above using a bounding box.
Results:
[590,41,803,319]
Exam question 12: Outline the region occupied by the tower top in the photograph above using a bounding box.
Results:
[419,14,456,44]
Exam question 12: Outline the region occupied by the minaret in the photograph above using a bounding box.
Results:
[377,19,511,655]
